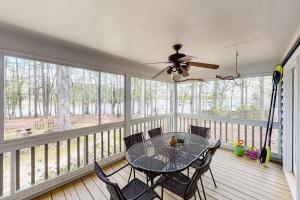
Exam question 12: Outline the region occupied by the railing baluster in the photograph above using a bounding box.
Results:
[219,122,222,140]
[260,127,263,148]
[252,126,255,148]
[16,150,20,191]
[44,144,48,180]
[114,129,116,154]
[94,134,97,161]
[238,124,240,141]
[108,130,110,156]
[225,123,228,142]
[135,124,138,133]
[245,125,247,146]
[101,132,104,159]
[56,142,60,175]
[119,128,122,152]
[214,121,216,139]
[77,137,80,167]
[31,147,35,184]
[84,135,88,165]
[10,150,16,194]
[0,153,3,196]
[67,139,71,171]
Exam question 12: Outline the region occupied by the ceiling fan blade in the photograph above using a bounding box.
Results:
[177,55,196,62]
[144,61,171,65]
[152,66,171,79]
[187,62,219,69]
[174,78,205,83]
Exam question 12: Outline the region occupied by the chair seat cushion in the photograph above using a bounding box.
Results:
[157,173,190,197]
[122,178,158,200]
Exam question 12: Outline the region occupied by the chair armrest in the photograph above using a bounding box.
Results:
[128,183,160,200]
[106,163,130,177]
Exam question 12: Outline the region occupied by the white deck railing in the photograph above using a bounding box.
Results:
[0,113,280,199]
[177,113,281,160]
[0,114,173,200]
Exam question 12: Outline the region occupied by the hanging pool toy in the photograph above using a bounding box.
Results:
[260,65,283,166]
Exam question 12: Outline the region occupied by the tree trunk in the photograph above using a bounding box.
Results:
[34,62,38,118]
[16,58,23,117]
[42,63,47,117]
[28,64,32,117]
[57,66,71,131]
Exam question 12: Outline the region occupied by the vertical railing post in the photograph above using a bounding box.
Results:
[84,135,88,165]
[124,74,131,137]
[10,150,16,194]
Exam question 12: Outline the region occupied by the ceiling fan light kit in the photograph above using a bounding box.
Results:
[151,44,219,82]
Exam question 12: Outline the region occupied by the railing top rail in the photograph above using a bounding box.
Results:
[131,114,174,124]
[0,121,125,153]
[177,113,279,128]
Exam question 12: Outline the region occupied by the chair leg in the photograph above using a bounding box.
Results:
[146,174,149,185]
[200,176,207,200]
[133,168,136,179]
[194,194,196,200]
[187,167,189,177]
[161,187,164,199]
[209,167,217,188]
[128,167,132,183]
[197,186,202,200]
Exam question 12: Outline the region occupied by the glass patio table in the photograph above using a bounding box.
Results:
[126,132,210,175]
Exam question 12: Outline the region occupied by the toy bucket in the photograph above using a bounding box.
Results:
[234,146,245,156]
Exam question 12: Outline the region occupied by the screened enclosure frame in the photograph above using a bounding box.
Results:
[0,50,282,200]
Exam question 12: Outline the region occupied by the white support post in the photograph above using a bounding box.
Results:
[0,54,4,143]
[174,83,178,132]
[296,55,300,200]
[124,74,131,136]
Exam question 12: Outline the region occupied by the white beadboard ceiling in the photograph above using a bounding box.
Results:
[0,0,299,79]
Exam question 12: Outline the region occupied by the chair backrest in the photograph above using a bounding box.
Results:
[148,127,162,138]
[209,139,221,156]
[185,152,212,198]
[94,162,125,200]
[190,125,210,139]
[123,132,143,150]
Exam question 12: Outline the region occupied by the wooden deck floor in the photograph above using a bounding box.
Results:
[35,149,293,200]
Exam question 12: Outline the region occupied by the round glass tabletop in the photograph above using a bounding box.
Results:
[126,132,209,174]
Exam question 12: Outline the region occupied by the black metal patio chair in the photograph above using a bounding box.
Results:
[94,161,161,200]
[189,125,210,139]
[124,132,162,185]
[148,127,162,138]
[190,139,221,189]
[156,152,212,200]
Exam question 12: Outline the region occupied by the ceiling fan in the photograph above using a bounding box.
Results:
[216,51,240,80]
[148,44,219,82]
